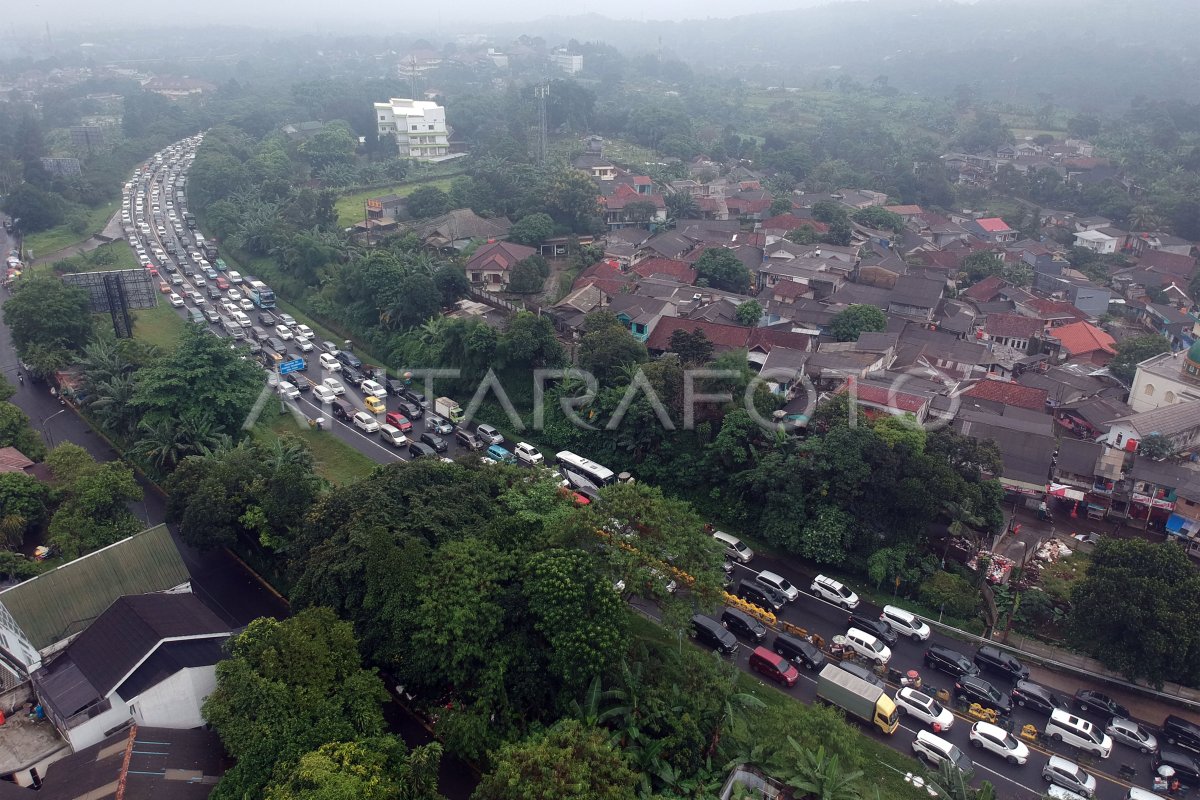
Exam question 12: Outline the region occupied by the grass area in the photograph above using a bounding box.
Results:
[333,176,457,228]
[57,242,141,273]
[23,200,119,260]
[131,302,187,350]
[253,408,377,486]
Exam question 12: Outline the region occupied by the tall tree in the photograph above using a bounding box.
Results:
[3,275,93,357]
[1108,334,1170,385]
[692,248,751,293]
[829,305,887,342]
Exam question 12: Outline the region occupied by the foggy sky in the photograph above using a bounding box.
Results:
[9,0,911,34]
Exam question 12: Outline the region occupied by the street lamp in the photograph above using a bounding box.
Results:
[41,408,68,448]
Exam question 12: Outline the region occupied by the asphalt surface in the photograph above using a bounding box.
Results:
[113,137,1198,800]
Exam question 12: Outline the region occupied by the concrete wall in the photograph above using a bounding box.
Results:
[130,666,215,729]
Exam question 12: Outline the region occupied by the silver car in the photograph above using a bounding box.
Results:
[1105,717,1157,754]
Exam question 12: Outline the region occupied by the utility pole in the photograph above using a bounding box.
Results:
[535,84,550,165]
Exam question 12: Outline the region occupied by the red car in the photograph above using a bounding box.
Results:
[216,276,230,290]
[385,412,412,432]
[749,646,799,687]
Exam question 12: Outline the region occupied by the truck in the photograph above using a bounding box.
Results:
[434,397,464,424]
[202,244,218,262]
[815,663,898,735]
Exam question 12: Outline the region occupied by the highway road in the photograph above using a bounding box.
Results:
[128,136,1189,800]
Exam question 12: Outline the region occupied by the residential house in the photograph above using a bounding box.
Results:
[1137,249,1197,279]
[954,418,1056,497]
[841,378,932,422]
[464,241,536,291]
[1102,400,1200,456]
[1056,395,1134,440]
[404,208,512,251]
[886,275,944,321]
[1129,232,1194,258]
[607,294,676,342]
[1073,228,1122,255]
[1129,344,1200,412]
[1126,457,1197,528]
[1133,303,1195,348]
[640,230,699,261]
[1169,478,1200,559]
[1043,321,1117,365]
[550,283,608,331]
[1015,364,1111,408]
[600,183,667,230]
[1017,297,1090,327]
[1054,439,1102,493]
[573,259,631,295]
[982,313,1043,354]
[631,257,698,285]
[894,325,990,381]
[966,217,1017,244]
[959,378,1049,414]
[833,188,888,209]
[963,275,1008,304]
[32,594,231,751]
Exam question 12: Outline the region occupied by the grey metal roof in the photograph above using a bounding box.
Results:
[1057,438,1102,477]
[0,525,191,651]
[1106,399,1200,437]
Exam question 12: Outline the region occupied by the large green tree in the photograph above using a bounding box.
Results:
[3,274,93,358]
[405,186,453,219]
[1108,334,1171,385]
[45,444,142,559]
[829,304,887,342]
[204,609,390,800]
[577,312,649,386]
[264,738,444,800]
[693,248,751,293]
[473,720,638,800]
[544,169,600,232]
[1069,538,1200,687]
[507,213,556,246]
[0,472,49,548]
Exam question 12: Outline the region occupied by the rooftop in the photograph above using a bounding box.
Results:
[984,312,1044,339]
[975,217,1012,233]
[1048,321,1116,356]
[961,379,1049,411]
[1106,399,1200,438]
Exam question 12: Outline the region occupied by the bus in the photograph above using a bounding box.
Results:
[248,280,276,309]
[555,451,615,488]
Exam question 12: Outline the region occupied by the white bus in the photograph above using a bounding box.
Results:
[555,451,616,488]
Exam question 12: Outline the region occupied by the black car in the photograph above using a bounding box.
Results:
[721,608,767,642]
[973,645,1030,682]
[258,311,275,326]
[1155,748,1200,787]
[206,284,222,299]
[924,644,981,678]
[402,388,428,407]
[736,580,784,613]
[419,432,447,453]
[341,365,367,386]
[408,441,437,459]
[267,337,287,354]
[1073,689,1129,720]
[691,614,737,654]
[1164,715,1200,754]
[773,633,826,671]
[398,400,424,420]
[384,378,407,397]
[335,350,362,370]
[1011,680,1068,715]
[847,613,898,646]
[954,675,1012,715]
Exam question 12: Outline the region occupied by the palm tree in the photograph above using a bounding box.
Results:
[922,761,996,800]
[1129,205,1161,231]
[87,374,139,440]
[666,191,700,220]
[706,664,767,756]
[777,741,864,800]
[132,418,192,473]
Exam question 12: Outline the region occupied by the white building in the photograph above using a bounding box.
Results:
[551,51,583,75]
[374,98,450,161]
[1073,228,1119,254]
[32,593,231,752]
[1129,345,1200,413]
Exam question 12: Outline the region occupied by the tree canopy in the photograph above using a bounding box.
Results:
[692,248,751,293]
[829,305,887,342]
[1109,334,1171,385]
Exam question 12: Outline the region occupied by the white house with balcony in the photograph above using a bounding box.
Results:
[374,98,451,161]
[1073,228,1120,254]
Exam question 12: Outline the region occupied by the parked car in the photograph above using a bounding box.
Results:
[755,570,800,602]
[513,442,544,465]
[476,424,503,445]
[277,381,300,400]
[894,687,954,731]
[772,633,826,671]
[809,575,859,609]
[1011,680,1068,715]
[954,675,1012,716]
[691,614,737,654]
[1105,718,1157,754]
[924,644,981,678]
[1073,689,1129,721]
[721,607,766,642]
[1163,715,1200,754]
[401,388,428,407]
[847,613,897,646]
[973,645,1029,682]
[969,721,1029,765]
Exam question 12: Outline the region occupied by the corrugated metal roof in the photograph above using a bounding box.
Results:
[0,525,190,651]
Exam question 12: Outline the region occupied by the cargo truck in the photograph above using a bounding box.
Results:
[434,397,464,423]
[816,663,898,735]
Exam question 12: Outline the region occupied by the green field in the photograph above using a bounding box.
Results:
[333,177,457,228]
[131,302,187,350]
[58,242,140,273]
[23,200,119,261]
[254,410,378,486]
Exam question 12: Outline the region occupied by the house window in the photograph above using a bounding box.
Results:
[1144,383,1155,396]
[1165,391,1176,403]
[470,272,482,282]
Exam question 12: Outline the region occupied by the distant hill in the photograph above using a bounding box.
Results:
[504,0,1200,108]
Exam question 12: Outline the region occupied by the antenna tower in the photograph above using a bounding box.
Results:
[535,84,550,165]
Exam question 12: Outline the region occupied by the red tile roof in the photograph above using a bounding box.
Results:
[0,447,34,474]
[976,217,1012,233]
[632,257,698,284]
[962,274,1006,301]
[770,280,812,300]
[1024,298,1089,322]
[748,326,811,352]
[760,215,830,233]
[846,382,928,414]
[726,197,772,214]
[962,379,1049,411]
[573,260,631,294]
[984,313,1044,339]
[601,183,666,210]
[1050,321,1117,357]
[465,240,537,272]
[644,319,753,352]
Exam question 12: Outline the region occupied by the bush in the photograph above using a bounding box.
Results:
[68,213,89,235]
[918,571,979,619]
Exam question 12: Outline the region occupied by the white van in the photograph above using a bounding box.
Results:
[845,627,892,666]
[881,605,932,642]
[712,531,753,564]
[911,729,974,776]
[232,310,252,328]
[1046,709,1112,759]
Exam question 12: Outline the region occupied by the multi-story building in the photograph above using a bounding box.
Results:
[374,98,450,161]
[551,51,583,74]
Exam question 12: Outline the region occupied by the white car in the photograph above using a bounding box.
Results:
[312,384,336,404]
[238,299,255,311]
[352,411,379,433]
[294,323,314,339]
[970,721,1029,765]
[322,378,345,395]
[755,570,800,602]
[227,288,242,300]
[278,312,295,326]
[277,381,300,400]
[319,353,341,371]
[192,275,206,287]
[168,293,185,307]
[296,338,314,352]
[220,300,238,315]
[513,442,544,465]
[894,687,954,731]
[810,575,860,609]
[275,324,294,341]
[360,379,386,399]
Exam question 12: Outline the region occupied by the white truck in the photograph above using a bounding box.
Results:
[434,397,464,424]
